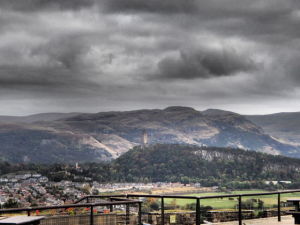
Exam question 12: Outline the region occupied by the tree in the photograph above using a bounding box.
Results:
[3,199,19,208]
[142,198,160,212]
[258,199,264,209]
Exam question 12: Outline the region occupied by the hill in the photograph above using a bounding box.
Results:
[2,144,300,188]
[0,107,299,163]
[58,106,298,156]
[0,112,80,123]
[113,144,300,186]
[0,123,112,164]
[247,112,300,146]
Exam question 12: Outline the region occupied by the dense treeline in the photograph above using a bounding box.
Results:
[2,144,300,189]
[113,144,300,188]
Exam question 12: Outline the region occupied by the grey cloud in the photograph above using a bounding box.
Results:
[31,35,92,70]
[101,0,198,14]
[0,0,299,115]
[114,0,300,43]
[0,33,99,93]
[149,47,257,80]
[0,0,94,12]
[100,0,299,25]
[285,50,300,85]
[0,66,69,88]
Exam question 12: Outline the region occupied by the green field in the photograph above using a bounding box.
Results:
[164,190,300,209]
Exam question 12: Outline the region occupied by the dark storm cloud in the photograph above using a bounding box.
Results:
[149,47,257,80]
[32,35,92,70]
[101,0,292,16]
[0,33,99,92]
[285,48,300,84]
[0,0,299,115]
[0,66,69,87]
[0,0,94,11]
[101,0,198,14]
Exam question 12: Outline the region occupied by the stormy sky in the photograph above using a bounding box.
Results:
[0,0,299,115]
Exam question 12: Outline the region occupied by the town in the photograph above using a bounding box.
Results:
[0,172,205,209]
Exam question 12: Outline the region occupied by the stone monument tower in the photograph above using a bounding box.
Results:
[142,129,148,148]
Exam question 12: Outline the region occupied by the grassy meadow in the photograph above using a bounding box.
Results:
[164,190,300,209]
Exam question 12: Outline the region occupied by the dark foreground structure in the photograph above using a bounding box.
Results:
[1,190,300,225]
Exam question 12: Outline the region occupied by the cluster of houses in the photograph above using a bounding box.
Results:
[0,173,84,208]
[0,173,48,184]
[0,172,204,209]
[92,182,191,193]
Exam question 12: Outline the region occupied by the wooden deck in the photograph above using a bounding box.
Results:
[213,215,294,225]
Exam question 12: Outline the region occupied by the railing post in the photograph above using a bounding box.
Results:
[161,197,165,225]
[126,204,130,225]
[125,194,130,225]
[278,193,281,222]
[238,195,242,225]
[196,198,201,225]
[90,206,94,225]
[138,202,142,225]
[108,198,114,212]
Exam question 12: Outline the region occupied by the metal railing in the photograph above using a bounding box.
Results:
[1,189,300,225]
[78,189,300,225]
[0,198,142,225]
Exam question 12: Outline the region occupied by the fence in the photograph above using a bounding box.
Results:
[1,189,300,225]
[78,189,300,225]
[0,198,142,225]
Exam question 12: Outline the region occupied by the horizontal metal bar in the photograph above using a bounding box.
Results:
[2,189,300,215]
[0,200,142,214]
[74,195,127,203]
[89,195,128,198]
[127,194,200,199]
[73,196,88,204]
[127,189,300,200]
[109,197,137,202]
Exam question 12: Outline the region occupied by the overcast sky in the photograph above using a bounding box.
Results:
[0,0,299,115]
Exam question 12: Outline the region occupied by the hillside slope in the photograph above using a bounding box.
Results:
[0,112,80,123]
[3,144,300,187]
[60,107,298,156]
[0,107,299,163]
[0,124,112,163]
[247,112,300,146]
[113,144,300,184]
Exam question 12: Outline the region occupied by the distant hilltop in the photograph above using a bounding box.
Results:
[0,106,300,163]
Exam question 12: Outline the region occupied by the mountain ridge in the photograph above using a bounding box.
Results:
[0,112,81,124]
[246,112,300,146]
[0,106,299,163]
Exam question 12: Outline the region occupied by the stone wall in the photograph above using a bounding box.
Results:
[206,210,254,222]
[260,209,289,218]
[142,212,196,225]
